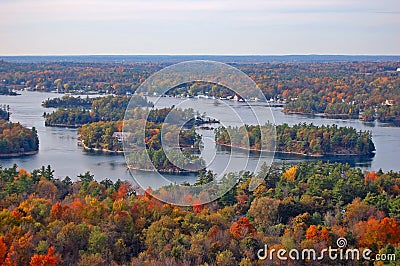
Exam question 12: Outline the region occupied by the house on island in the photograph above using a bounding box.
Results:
[112,132,130,142]
[233,94,245,102]
[384,99,395,106]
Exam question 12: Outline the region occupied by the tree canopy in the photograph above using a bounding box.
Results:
[0,161,399,265]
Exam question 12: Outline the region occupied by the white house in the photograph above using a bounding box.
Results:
[112,132,130,142]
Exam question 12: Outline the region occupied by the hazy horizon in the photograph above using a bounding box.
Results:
[2,54,400,64]
[1,53,400,56]
[1,0,399,56]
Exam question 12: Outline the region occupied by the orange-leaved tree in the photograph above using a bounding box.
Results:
[355,217,400,249]
[29,247,60,266]
[230,217,255,239]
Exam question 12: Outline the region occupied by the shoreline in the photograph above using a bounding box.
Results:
[79,141,124,154]
[283,110,359,119]
[283,110,400,124]
[216,142,373,157]
[45,123,83,128]
[0,150,38,158]
[127,165,200,174]
[80,140,203,173]
[81,140,373,158]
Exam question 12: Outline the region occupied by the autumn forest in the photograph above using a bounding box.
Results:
[0,161,399,265]
[0,58,399,265]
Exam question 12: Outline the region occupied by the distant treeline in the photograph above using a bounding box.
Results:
[215,123,375,156]
[0,60,400,121]
[1,60,399,123]
[241,62,400,123]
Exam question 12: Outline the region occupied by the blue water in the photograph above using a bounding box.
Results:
[0,91,399,188]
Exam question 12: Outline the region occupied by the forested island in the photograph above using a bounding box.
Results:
[78,121,124,153]
[125,120,204,173]
[77,106,205,173]
[42,95,93,109]
[44,95,152,127]
[0,120,39,157]
[215,123,375,156]
[0,161,398,265]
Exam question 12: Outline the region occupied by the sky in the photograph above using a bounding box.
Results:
[0,0,399,55]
